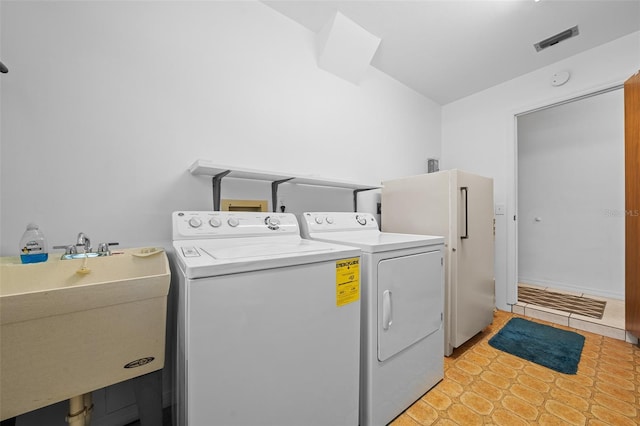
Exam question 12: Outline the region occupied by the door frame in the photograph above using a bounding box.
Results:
[506,81,625,307]
[624,71,640,337]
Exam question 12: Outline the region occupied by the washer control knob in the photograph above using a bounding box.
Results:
[314,216,324,225]
[227,217,239,227]
[265,216,280,230]
[209,217,222,228]
[326,216,334,224]
[188,217,202,228]
[356,215,367,226]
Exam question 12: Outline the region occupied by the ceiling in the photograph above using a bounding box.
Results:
[263,0,640,105]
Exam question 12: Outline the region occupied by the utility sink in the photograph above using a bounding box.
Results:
[0,248,171,421]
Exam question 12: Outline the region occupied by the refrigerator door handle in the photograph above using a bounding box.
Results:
[461,187,469,239]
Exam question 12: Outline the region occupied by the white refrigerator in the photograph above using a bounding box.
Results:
[381,169,495,356]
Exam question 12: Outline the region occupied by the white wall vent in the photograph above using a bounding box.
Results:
[534,25,579,52]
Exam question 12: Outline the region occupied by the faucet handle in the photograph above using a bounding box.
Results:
[53,245,78,255]
[97,242,119,254]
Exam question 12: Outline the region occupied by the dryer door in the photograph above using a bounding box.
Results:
[377,250,442,362]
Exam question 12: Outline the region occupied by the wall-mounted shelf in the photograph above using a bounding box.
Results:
[189,160,380,212]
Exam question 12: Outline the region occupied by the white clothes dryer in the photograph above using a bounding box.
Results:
[172,211,361,426]
[299,212,444,426]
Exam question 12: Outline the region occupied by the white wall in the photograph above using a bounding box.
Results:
[441,31,640,311]
[518,89,625,299]
[0,0,440,256]
[0,1,440,424]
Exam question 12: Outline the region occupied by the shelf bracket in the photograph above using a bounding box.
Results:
[353,188,379,212]
[271,178,294,212]
[212,170,231,211]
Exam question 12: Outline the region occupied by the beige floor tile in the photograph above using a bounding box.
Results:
[523,305,570,325]
[390,310,640,426]
[511,302,526,315]
[569,316,626,340]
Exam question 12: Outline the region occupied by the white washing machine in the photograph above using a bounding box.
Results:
[172,211,361,426]
[299,212,445,426]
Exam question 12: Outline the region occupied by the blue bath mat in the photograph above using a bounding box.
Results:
[488,317,585,374]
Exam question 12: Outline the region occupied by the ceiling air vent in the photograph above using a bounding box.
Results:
[534,25,579,52]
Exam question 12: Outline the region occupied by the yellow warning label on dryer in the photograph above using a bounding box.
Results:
[336,257,360,306]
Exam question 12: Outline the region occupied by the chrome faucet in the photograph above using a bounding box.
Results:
[55,232,119,259]
[76,232,91,253]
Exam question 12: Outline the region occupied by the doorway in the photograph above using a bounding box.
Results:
[516,88,625,300]
[509,86,629,339]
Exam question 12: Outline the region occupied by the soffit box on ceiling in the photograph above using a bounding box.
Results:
[316,11,381,84]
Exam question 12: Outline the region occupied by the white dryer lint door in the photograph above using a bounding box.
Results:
[377,251,442,362]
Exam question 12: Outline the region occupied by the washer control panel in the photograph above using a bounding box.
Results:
[173,211,299,240]
[302,212,379,233]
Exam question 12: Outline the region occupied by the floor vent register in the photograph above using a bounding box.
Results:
[517,286,606,319]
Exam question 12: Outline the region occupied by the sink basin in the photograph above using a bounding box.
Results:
[60,252,103,260]
[0,248,171,420]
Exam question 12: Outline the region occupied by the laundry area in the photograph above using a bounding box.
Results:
[1,1,639,426]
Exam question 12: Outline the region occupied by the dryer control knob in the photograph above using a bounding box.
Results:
[356,215,367,226]
[188,217,202,228]
[265,216,280,230]
[326,217,334,224]
[314,216,324,225]
[227,217,239,227]
[209,217,222,228]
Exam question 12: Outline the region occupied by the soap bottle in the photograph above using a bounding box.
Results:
[19,223,48,264]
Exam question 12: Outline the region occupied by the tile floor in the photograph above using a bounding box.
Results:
[390,309,640,426]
